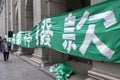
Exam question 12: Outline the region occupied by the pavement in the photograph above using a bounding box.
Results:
[0,51,92,80]
[17,53,92,80]
[0,52,54,80]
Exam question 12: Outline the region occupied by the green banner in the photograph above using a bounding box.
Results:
[6,0,120,63]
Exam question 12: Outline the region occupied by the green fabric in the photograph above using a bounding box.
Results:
[55,62,73,77]
[56,76,66,80]
[49,62,74,80]
[6,0,120,63]
[49,64,59,73]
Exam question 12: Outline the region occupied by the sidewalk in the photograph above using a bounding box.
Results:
[0,52,54,80]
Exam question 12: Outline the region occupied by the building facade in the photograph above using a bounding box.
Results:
[0,0,120,80]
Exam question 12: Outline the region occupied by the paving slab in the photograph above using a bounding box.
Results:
[19,54,92,80]
[0,53,54,80]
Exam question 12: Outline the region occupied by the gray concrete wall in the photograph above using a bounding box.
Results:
[33,0,41,26]
[5,0,9,34]
[18,0,25,31]
[14,0,19,33]
[25,0,33,31]
[10,0,15,31]
[48,0,66,16]
[66,0,83,10]
[93,61,120,78]
[45,0,68,64]
[33,0,43,56]
[0,0,6,37]
[33,0,68,64]
[5,0,13,34]
[41,0,48,19]
[91,0,105,5]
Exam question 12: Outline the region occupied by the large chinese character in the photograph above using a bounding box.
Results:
[24,33,32,48]
[36,25,40,46]
[12,34,16,44]
[76,11,117,59]
[62,13,77,53]
[16,32,22,45]
[40,18,53,47]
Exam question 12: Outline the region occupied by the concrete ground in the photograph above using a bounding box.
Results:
[0,52,54,80]
[18,53,92,80]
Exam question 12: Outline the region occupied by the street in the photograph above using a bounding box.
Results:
[0,52,54,80]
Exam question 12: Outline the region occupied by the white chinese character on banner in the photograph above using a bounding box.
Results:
[12,34,16,44]
[62,13,77,53]
[16,32,22,45]
[36,25,40,46]
[40,18,53,47]
[24,33,32,47]
[76,11,117,59]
